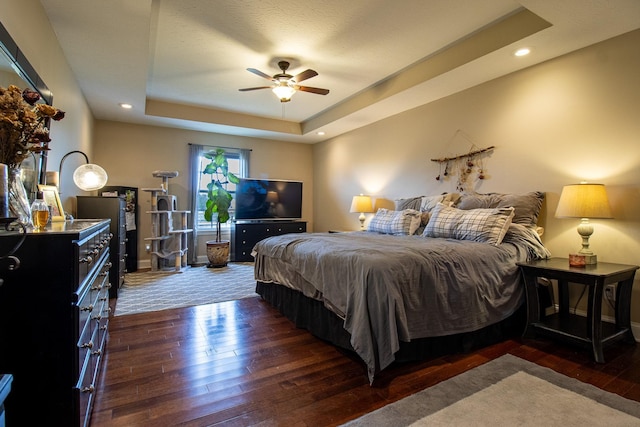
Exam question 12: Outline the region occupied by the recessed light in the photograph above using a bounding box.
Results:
[514,48,530,57]
[317,131,325,136]
[119,103,133,109]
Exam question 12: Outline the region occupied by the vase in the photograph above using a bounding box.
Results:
[206,240,229,268]
[8,168,32,225]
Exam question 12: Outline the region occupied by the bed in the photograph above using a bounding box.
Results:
[252,192,551,383]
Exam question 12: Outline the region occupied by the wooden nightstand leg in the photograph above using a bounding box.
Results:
[522,273,540,338]
[557,279,569,316]
[616,276,636,344]
[588,281,605,363]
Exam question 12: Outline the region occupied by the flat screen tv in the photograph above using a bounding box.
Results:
[234,178,303,221]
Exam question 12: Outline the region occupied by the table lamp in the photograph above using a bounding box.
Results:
[555,182,612,265]
[59,150,108,193]
[350,194,374,230]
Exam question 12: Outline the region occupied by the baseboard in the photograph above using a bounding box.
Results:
[136,255,233,271]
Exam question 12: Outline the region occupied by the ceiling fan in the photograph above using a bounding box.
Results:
[239,60,329,102]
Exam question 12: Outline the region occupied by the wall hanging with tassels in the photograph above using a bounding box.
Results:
[431,130,494,192]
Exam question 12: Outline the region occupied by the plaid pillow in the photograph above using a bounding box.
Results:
[422,203,515,245]
[368,209,421,235]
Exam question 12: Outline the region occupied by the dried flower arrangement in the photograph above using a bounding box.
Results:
[0,85,65,169]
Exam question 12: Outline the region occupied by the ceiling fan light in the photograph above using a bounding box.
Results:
[272,83,296,102]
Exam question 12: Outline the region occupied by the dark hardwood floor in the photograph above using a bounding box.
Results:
[91,297,640,426]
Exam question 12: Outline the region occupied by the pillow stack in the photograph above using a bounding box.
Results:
[388,191,544,244]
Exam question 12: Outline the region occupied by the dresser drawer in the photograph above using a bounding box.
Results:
[75,340,99,427]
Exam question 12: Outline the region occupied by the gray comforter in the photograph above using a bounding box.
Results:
[252,224,550,383]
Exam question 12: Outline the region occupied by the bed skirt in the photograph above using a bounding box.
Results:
[256,281,527,367]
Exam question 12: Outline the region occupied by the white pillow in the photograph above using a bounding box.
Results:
[368,209,421,235]
[422,203,515,245]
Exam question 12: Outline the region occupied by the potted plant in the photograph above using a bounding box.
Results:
[203,148,240,267]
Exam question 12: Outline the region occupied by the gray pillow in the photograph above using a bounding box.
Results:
[456,191,544,227]
[394,196,423,211]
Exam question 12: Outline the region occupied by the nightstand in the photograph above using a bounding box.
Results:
[517,258,638,363]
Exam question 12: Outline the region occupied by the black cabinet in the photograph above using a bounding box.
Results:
[100,186,138,274]
[231,221,307,262]
[0,220,111,427]
[77,196,126,298]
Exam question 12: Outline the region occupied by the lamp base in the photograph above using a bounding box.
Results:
[569,253,597,267]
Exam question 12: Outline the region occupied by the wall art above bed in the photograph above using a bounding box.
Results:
[431,130,494,192]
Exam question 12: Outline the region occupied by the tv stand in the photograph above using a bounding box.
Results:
[231,220,307,262]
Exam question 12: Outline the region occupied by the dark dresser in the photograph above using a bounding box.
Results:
[231,221,307,261]
[0,219,112,427]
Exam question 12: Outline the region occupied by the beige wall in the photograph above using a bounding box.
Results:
[313,29,640,321]
[0,1,95,210]
[92,121,313,266]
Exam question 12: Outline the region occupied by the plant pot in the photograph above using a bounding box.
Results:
[206,240,230,268]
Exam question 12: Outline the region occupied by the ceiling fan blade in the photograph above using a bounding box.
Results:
[295,85,330,95]
[293,69,318,83]
[238,86,273,91]
[246,68,274,80]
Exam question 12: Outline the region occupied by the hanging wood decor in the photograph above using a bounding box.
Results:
[431,130,494,192]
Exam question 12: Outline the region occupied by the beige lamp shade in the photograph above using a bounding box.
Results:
[350,195,374,213]
[555,183,612,219]
[555,183,612,265]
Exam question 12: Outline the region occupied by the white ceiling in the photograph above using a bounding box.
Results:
[39,0,640,143]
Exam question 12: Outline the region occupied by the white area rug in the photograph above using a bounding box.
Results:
[114,262,257,316]
[343,354,640,426]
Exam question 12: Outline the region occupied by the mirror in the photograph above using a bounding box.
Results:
[0,21,54,199]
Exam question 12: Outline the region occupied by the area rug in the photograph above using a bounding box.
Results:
[114,262,257,316]
[342,354,640,426]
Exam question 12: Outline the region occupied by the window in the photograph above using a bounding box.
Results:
[196,151,241,230]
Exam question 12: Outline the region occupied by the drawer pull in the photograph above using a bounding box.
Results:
[81,304,94,312]
[81,341,93,349]
[100,325,108,331]
[81,385,95,394]
[92,314,102,321]
[92,349,102,356]
[80,256,93,264]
